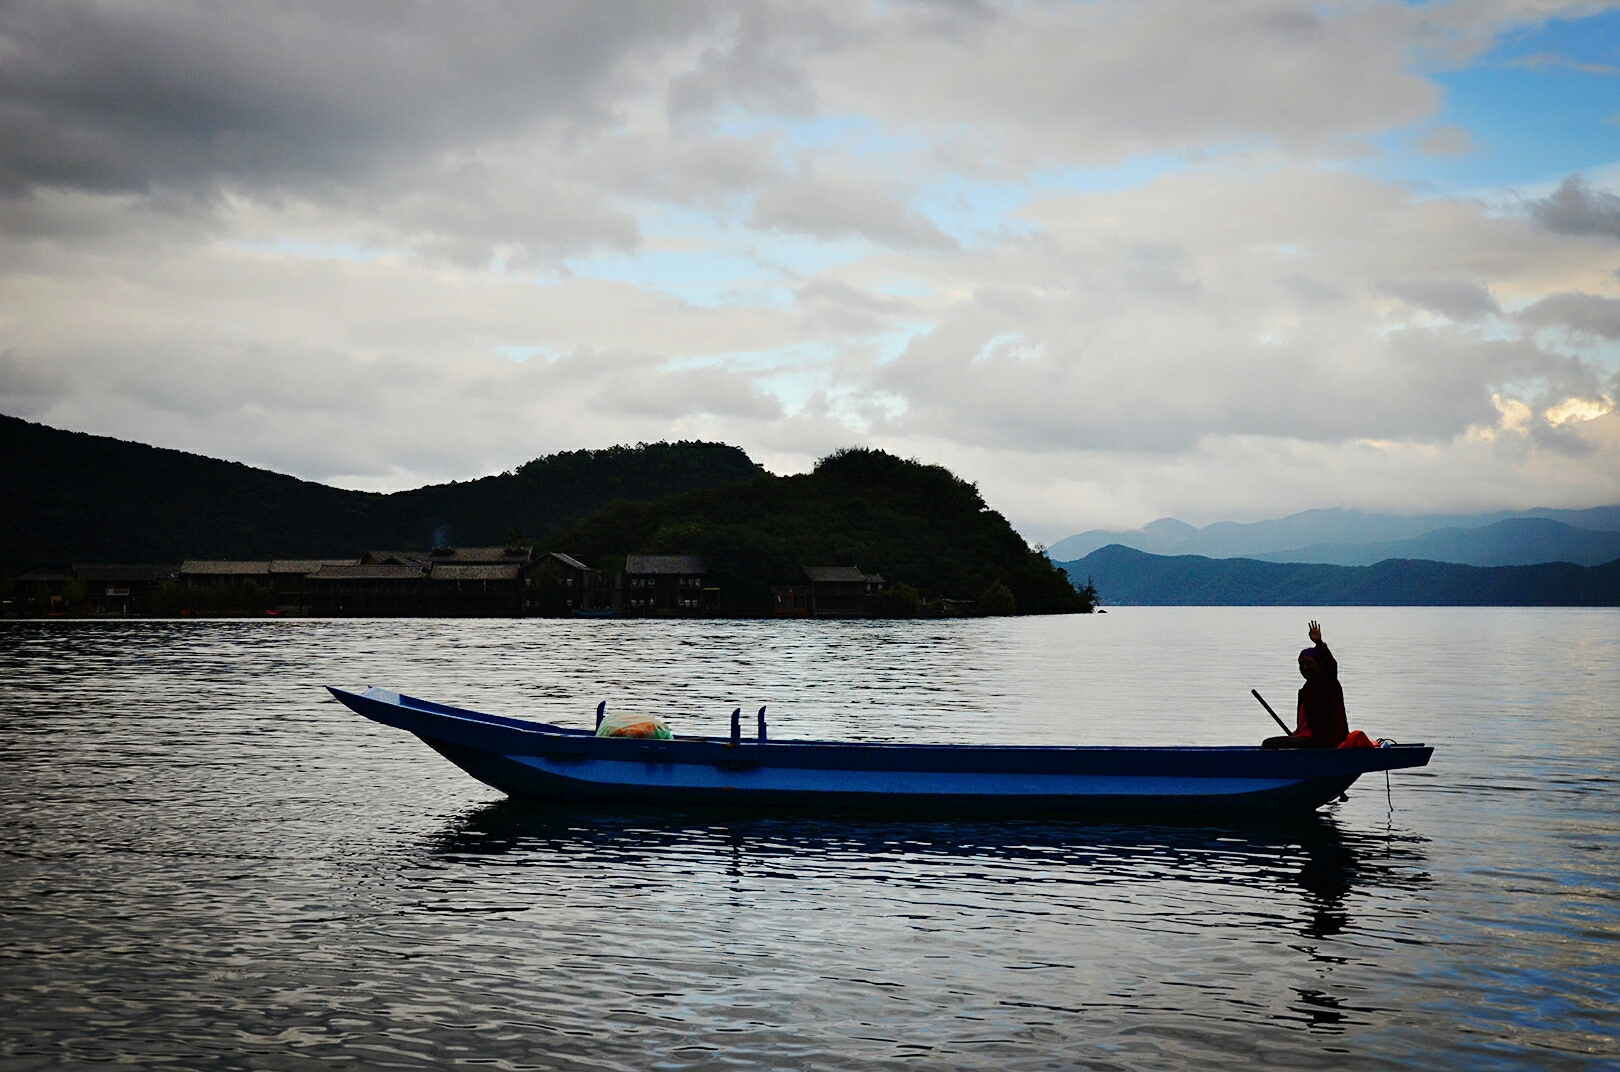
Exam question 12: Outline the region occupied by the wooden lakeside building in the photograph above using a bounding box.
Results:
[7,564,181,616]
[8,568,77,616]
[772,566,885,617]
[73,564,180,616]
[624,555,716,614]
[306,546,537,617]
[179,559,358,613]
[524,552,625,616]
[163,547,720,617]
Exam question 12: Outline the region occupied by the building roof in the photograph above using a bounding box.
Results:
[367,547,531,566]
[14,568,73,583]
[430,563,523,581]
[625,554,707,575]
[546,552,590,571]
[435,546,531,562]
[180,560,271,576]
[363,551,427,566]
[306,564,427,581]
[803,566,879,584]
[270,559,358,574]
[71,564,178,582]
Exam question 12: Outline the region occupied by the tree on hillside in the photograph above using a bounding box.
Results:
[978,581,1016,616]
[543,447,1095,616]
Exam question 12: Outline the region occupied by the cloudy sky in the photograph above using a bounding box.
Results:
[2,1,1619,541]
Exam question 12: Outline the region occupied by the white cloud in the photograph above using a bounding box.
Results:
[1544,394,1615,426]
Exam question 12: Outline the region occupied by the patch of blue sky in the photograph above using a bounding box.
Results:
[652,328,925,413]
[563,204,888,307]
[1024,153,1196,195]
[715,109,926,164]
[971,331,1027,364]
[662,340,825,373]
[904,175,1033,246]
[566,165,1207,312]
[873,280,935,298]
[1530,327,1620,372]
[661,320,927,375]
[870,324,928,364]
[755,366,829,414]
[758,374,906,428]
[654,342,845,414]
[1356,9,1620,194]
[719,105,1201,240]
[913,153,1197,241]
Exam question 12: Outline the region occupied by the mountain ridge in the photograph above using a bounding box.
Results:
[1047,505,1620,564]
[0,413,765,573]
[1058,545,1620,606]
[1246,517,1620,567]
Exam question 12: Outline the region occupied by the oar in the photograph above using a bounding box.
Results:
[1251,689,1293,736]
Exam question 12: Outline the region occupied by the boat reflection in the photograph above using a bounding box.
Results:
[423,799,1430,941]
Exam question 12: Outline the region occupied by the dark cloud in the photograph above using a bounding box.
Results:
[0,2,709,188]
[0,1,736,263]
[1530,175,1620,240]
[1281,273,1346,304]
[664,2,838,122]
[1518,292,1620,339]
[0,1,713,197]
[1529,421,1601,457]
[1377,278,1500,321]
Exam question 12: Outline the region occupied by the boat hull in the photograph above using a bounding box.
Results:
[330,687,1431,816]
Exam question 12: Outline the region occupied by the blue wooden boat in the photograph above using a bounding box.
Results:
[329,686,1433,815]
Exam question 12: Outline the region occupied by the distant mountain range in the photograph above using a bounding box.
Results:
[1046,505,1620,566]
[0,414,764,574]
[1245,518,1620,567]
[1057,545,1620,606]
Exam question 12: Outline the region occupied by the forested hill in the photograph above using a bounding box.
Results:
[1061,545,1620,606]
[543,447,1092,616]
[1,414,763,572]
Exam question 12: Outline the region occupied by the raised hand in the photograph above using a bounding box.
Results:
[1307,620,1322,645]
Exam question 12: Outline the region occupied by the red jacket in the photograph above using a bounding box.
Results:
[1296,641,1349,747]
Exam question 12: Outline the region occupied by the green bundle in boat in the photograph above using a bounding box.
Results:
[595,711,673,740]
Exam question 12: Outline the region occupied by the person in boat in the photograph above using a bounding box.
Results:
[1263,620,1349,749]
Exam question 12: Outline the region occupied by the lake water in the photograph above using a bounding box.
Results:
[1,608,1616,1070]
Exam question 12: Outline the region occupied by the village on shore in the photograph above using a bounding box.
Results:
[3,546,911,619]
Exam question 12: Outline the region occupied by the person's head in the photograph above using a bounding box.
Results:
[1298,648,1319,680]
